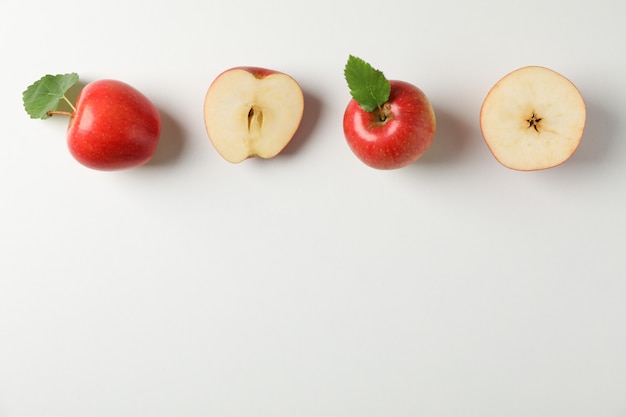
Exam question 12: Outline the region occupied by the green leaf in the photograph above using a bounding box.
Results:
[344,55,390,112]
[22,73,79,119]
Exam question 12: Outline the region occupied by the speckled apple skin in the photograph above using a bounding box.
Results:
[67,80,161,171]
[343,80,436,170]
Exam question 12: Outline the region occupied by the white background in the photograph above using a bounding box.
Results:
[1,0,625,416]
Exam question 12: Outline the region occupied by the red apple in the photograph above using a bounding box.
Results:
[67,80,161,170]
[342,56,436,170]
[343,80,436,169]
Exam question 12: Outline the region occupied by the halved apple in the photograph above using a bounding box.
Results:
[204,67,305,163]
[480,66,586,171]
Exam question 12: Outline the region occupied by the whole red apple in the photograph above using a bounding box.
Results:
[342,56,436,169]
[67,80,161,170]
[343,80,436,170]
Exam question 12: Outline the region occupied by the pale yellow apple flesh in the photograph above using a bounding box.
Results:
[480,66,586,171]
[204,68,304,163]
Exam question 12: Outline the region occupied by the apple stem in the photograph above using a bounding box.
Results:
[377,102,392,122]
[46,110,74,117]
[45,94,76,118]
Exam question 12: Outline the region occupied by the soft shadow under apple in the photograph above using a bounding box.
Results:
[566,97,616,168]
[144,109,186,167]
[414,105,474,165]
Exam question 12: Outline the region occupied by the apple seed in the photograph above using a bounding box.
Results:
[526,112,542,133]
[247,107,264,133]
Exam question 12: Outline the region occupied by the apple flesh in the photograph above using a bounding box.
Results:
[204,67,304,163]
[480,66,586,171]
[67,79,161,170]
[343,80,436,170]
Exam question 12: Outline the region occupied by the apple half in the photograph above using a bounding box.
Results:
[204,67,304,163]
[480,66,586,171]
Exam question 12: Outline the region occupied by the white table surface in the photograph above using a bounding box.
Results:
[2,0,625,416]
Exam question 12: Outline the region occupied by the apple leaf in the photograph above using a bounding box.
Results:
[344,55,391,112]
[22,73,79,119]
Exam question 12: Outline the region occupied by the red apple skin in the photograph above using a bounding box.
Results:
[233,66,279,78]
[67,80,161,171]
[343,80,436,170]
